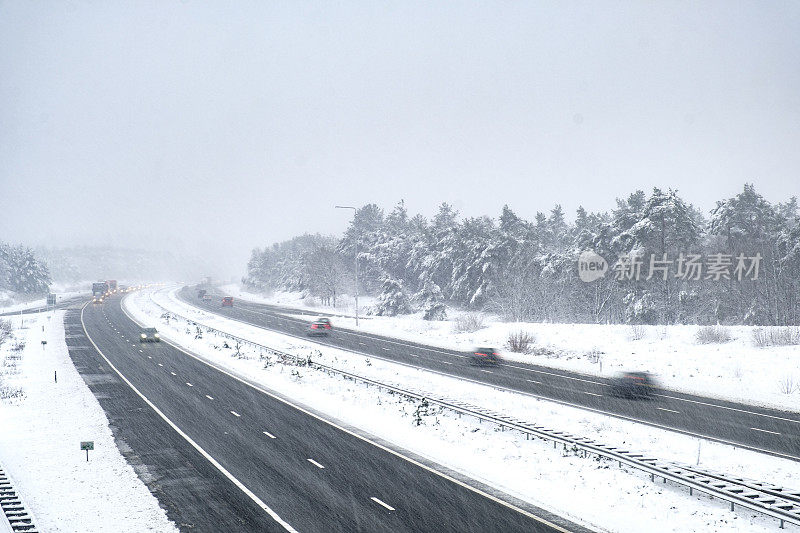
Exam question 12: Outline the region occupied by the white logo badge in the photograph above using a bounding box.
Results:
[578,251,608,282]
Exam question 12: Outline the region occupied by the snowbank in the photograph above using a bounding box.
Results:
[124,287,800,533]
[0,311,177,533]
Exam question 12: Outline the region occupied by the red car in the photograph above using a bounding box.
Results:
[222,297,234,307]
[308,320,332,336]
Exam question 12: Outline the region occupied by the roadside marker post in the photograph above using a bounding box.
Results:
[80,441,94,461]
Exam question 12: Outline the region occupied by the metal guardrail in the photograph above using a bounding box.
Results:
[142,290,800,529]
[0,465,38,533]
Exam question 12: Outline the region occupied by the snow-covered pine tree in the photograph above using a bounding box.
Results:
[374,275,413,316]
[1,245,51,294]
[416,279,447,321]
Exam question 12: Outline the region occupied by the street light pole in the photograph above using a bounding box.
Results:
[335,205,359,327]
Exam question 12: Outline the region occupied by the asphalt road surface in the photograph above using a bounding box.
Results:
[74,294,587,533]
[181,287,800,462]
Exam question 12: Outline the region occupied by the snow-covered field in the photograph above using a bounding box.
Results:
[0,311,177,532]
[222,284,800,412]
[125,286,800,533]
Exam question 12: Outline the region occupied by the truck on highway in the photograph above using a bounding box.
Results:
[92,282,109,296]
[106,280,118,292]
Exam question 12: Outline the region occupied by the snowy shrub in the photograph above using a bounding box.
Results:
[413,398,430,426]
[627,325,646,341]
[452,312,485,333]
[423,303,447,321]
[779,376,797,394]
[587,347,603,364]
[752,327,800,347]
[694,325,732,344]
[506,330,536,353]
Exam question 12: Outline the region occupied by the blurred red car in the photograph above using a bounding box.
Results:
[222,297,234,307]
[308,320,332,336]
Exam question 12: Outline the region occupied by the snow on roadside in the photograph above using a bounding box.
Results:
[0,289,88,314]
[0,312,177,533]
[127,287,799,533]
[222,284,800,412]
[219,283,376,319]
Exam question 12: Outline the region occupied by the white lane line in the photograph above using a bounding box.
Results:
[583,391,601,397]
[147,355,151,358]
[370,497,395,511]
[526,379,542,384]
[409,354,419,357]
[307,458,325,469]
[158,363,163,367]
[139,349,143,353]
[751,427,781,435]
[382,347,390,351]
[205,395,214,400]
[480,369,493,374]
[503,363,607,386]
[359,342,366,346]
[657,407,680,414]
[656,394,800,425]
[442,361,453,365]
[263,431,276,439]
[170,372,176,376]
[186,382,193,387]
[230,410,241,417]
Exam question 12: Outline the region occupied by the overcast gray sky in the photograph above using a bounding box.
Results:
[2,1,798,276]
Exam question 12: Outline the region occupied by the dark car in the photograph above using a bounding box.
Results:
[139,327,161,343]
[609,371,655,399]
[470,347,500,366]
[222,296,234,307]
[308,320,332,336]
[316,317,332,327]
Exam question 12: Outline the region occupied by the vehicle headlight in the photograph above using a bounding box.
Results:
[140,333,146,338]
[154,334,159,338]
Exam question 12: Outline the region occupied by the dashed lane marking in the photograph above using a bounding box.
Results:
[370,497,395,511]
[751,427,781,435]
